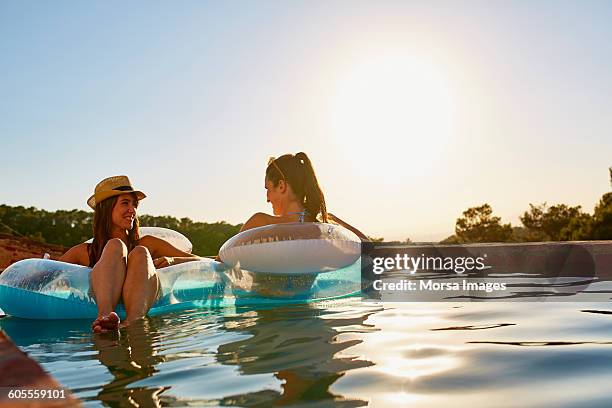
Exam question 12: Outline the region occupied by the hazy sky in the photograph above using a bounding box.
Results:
[1,1,611,241]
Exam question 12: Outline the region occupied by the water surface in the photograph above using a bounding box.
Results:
[2,299,612,407]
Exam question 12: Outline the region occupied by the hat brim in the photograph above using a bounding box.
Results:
[87,190,146,209]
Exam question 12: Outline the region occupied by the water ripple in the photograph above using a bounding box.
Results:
[2,301,612,406]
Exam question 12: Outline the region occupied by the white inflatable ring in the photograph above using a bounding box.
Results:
[85,226,192,254]
[219,223,361,274]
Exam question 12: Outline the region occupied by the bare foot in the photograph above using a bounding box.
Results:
[92,312,120,333]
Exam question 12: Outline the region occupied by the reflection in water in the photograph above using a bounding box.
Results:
[329,302,612,407]
[5,301,380,406]
[4,301,612,407]
[215,304,378,406]
[468,341,612,346]
[431,323,516,331]
[582,309,612,315]
[0,318,91,348]
[92,318,167,407]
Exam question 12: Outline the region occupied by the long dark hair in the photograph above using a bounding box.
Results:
[266,152,328,223]
[88,194,140,267]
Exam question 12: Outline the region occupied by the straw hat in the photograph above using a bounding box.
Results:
[87,175,146,209]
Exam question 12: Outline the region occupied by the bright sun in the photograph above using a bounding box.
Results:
[330,55,456,179]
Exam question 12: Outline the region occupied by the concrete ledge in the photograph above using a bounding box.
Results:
[0,330,80,407]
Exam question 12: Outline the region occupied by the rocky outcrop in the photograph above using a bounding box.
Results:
[0,234,65,273]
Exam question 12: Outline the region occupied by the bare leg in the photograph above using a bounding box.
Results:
[122,246,160,325]
[91,238,127,333]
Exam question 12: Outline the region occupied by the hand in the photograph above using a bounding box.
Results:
[153,257,174,268]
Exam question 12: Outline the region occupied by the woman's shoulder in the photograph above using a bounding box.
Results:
[242,212,323,233]
[241,212,277,231]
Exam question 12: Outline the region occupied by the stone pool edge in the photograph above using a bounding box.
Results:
[0,329,80,407]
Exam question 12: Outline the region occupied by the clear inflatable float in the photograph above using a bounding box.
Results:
[0,225,362,319]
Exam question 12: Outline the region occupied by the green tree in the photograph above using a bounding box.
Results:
[589,192,612,240]
[455,204,512,243]
[518,203,547,241]
[0,204,242,255]
[520,203,590,241]
[440,234,462,244]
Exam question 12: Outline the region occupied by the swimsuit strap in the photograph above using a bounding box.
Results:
[287,210,307,223]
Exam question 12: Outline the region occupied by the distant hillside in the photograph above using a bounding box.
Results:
[0,204,242,257]
[0,233,65,272]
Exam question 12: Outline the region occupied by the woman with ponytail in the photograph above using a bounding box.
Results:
[59,175,200,333]
[240,152,368,240]
[222,153,368,297]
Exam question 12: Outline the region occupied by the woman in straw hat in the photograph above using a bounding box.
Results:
[60,175,200,333]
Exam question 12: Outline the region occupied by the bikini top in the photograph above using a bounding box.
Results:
[287,210,309,223]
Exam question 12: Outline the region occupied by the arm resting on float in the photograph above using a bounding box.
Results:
[165,256,201,265]
[328,213,370,242]
[140,235,201,267]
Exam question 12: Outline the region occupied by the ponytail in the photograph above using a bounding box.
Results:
[295,152,328,223]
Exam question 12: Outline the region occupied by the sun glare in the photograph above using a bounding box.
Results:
[331,55,456,179]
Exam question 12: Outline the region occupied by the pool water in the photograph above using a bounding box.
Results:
[2,299,612,407]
